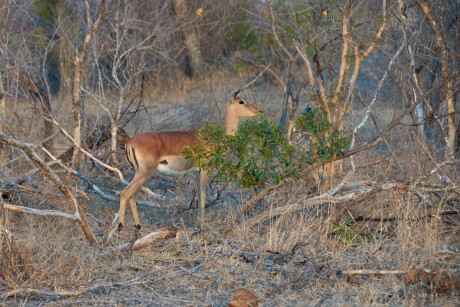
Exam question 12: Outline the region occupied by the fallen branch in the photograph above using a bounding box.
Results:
[0,269,181,299]
[2,203,78,220]
[241,193,354,229]
[0,132,98,245]
[238,182,440,230]
[340,269,407,276]
[118,225,177,251]
[1,279,141,298]
[354,210,459,222]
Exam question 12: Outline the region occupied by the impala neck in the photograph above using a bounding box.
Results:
[224,105,240,136]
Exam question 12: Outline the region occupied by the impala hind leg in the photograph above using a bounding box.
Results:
[129,197,143,235]
[118,170,152,231]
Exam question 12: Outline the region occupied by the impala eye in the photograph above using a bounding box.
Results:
[239,100,245,104]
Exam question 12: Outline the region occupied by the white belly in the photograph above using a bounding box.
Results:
[156,155,199,176]
[157,163,199,176]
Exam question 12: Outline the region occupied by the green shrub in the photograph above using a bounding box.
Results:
[295,106,351,159]
[182,107,351,189]
[182,116,297,188]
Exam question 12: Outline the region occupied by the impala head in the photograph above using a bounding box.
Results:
[228,89,262,118]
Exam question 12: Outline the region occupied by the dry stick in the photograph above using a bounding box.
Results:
[356,93,404,171]
[359,0,387,62]
[238,66,269,92]
[0,265,189,299]
[0,275,147,299]
[354,210,459,222]
[341,268,460,275]
[412,160,460,187]
[330,13,349,108]
[242,194,355,229]
[341,269,407,276]
[0,194,6,232]
[0,132,98,245]
[118,225,177,251]
[2,203,78,220]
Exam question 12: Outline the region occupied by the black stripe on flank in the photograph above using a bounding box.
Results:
[131,146,139,170]
[126,144,139,170]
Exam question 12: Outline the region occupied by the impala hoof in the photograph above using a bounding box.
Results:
[118,223,124,231]
[134,224,143,238]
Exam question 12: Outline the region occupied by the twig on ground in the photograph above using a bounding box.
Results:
[118,225,177,251]
[340,269,407,276]
[354,210,459,222]
[0,266,192,299]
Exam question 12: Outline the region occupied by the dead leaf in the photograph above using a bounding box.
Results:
[405,268,430,283]
[228,288,258,307]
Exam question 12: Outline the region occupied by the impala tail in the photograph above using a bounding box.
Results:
[125,142,139,171]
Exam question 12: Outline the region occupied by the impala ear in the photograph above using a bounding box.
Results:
[232,89,241,100]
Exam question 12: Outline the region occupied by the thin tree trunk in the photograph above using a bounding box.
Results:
[71,0,107,165]
[173,0,203,78]
[414,0,456,160]
[0,89,4,162]
[279,76,296,139]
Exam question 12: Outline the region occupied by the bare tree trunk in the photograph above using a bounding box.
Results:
[0,89,4,163]
[279,74,297,140]
[397,0,429,146]
[57,39,73,101]
[456,121,460,157]
[173,0,203,78]
[71,0,107,165]
[71,54,84,165]
[54,4,73,101]
[267,3,299,140]
[414,0,456,160]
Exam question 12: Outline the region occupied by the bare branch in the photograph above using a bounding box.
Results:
[0,132,98,245]
[267,2,294,61]
[331,13,349,108]
[2,203,78,220]
[352,41,406,149]
[359,0,387,61]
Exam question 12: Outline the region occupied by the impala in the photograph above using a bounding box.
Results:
[116,90,262,232]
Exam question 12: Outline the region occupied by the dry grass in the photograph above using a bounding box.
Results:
[1,74,459,306]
